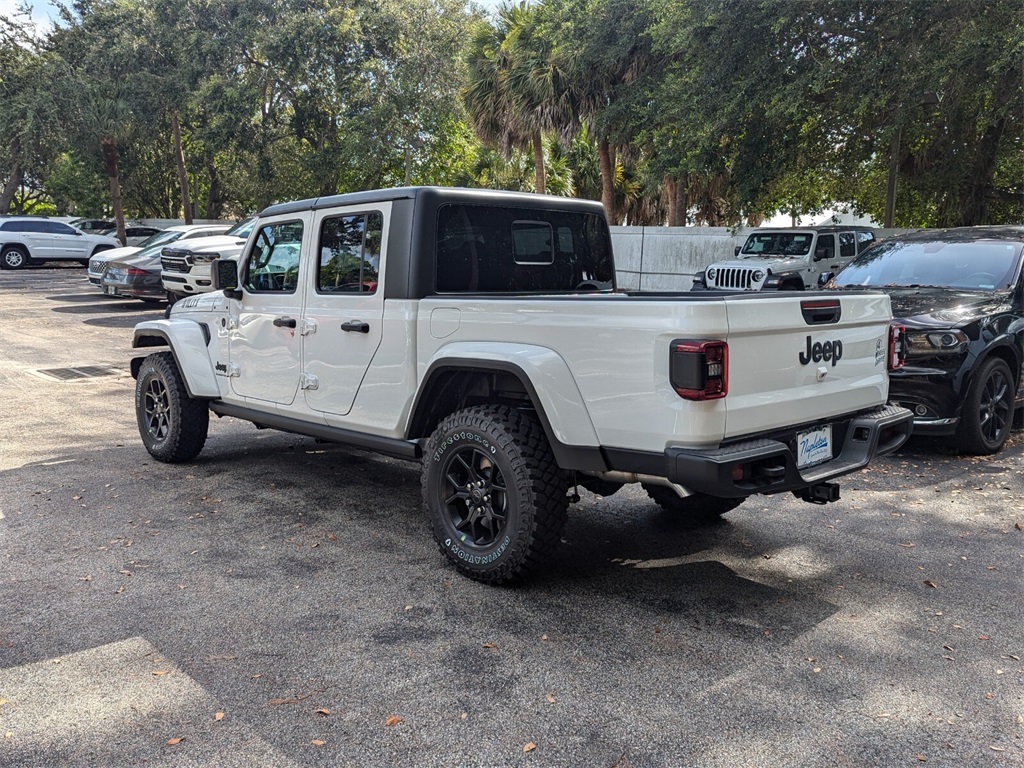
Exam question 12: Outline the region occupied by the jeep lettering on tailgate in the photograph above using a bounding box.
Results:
[800,335,843,366]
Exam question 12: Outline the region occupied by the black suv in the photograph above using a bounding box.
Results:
[827,226,1024,454]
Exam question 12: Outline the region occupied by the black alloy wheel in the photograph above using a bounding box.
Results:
[955,357,1015,455]
[135,352,209,462]
[423,405,568,584]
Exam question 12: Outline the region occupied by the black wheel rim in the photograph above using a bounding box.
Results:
[439,446,509,549]
[978,368,1012,444]
[143,377,171,442]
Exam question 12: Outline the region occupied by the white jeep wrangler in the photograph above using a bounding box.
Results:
[693,226,877,291]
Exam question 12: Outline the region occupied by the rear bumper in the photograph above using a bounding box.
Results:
[664,405,914,498]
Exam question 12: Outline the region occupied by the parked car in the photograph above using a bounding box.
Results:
[98,225,164,246]
[101,251,165,303]
[693,225,877,291]
[87,224,231,287]
[0,217,120,269]
[160,217,258,302]
[69,218,116,232]
[825,226,1024,454]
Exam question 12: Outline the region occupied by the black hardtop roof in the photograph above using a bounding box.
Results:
[748,225,876,234]
[258,186,607,218]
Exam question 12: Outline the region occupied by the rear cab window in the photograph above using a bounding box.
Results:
[434,203,614,293]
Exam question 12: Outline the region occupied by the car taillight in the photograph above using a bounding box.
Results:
[670,340,728,400]
[126,267,150,276]
[889,324,906,370]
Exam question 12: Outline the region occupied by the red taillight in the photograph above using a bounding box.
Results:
[889,324,906,370]
[126,267,150,276]
[670,340,728,400]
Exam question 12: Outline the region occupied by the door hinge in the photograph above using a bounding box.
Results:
[299,373,319,390]
[226,317,239,331]
[300,317,318,336]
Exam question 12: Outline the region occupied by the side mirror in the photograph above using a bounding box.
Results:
[733,246,741,257]
[212,258,243,299]
[817,271,834,287]
[813,247,829,261]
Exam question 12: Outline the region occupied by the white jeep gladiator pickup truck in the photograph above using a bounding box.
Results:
[130,187,912,584]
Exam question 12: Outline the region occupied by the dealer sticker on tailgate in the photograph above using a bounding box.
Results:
[797,425,833,468]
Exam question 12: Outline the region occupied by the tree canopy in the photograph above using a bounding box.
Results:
[1,0,1020,228]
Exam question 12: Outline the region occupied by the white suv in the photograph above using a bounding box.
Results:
[693,226,878,291]
[160,217,257,302]
[0,217,120,269]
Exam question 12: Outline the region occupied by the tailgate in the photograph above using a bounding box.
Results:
[721,291,892,438]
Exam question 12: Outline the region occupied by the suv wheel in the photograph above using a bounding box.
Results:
[1,245,30,270]
[135,352,209,462]
[954,357,1015,454]
[422,405,569,584]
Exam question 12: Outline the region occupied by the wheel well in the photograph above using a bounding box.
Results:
[408,367,537,441]
[974,345,1021,393]
[91,244,114,256]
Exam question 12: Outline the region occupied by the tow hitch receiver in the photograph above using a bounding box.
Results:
[793,482,841,505]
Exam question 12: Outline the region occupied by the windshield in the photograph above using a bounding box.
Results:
[227,217,257,238]
[741,232,813,257]
[833,239,1023,291]
[136,230,180,249]
[137,231,186,258]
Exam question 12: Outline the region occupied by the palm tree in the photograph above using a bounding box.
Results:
[81,86,132,245]
[463,2,576,195]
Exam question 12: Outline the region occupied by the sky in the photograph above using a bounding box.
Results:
[1,0,58,33]
[2,0,504,28]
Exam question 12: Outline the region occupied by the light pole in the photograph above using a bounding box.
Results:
[404,137,426,186]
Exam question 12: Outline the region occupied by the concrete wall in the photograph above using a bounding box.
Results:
[611,226,745,291]
[611,226,915,292]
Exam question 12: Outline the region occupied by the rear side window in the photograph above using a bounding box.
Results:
[317,212,382,293]
[0,221,45,233]
[435,204,613,293]
[839,232,856,258]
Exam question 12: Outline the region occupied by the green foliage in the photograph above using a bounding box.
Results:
[2,0,1019,226]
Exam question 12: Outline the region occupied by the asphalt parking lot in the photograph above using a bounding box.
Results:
[1,264,1022,767]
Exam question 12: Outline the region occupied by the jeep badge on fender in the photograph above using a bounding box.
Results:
[800,335,843,366]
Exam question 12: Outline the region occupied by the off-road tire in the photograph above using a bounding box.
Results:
[135,352,209,462]
[954,357,1014,455]
[422,405,569,585]
[1,245,30,270]
[642,483,745,519]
